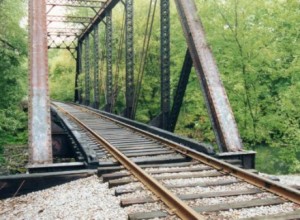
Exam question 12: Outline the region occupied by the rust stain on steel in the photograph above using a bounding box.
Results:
[28,0,52,164]
[174,0,243,152]
[53,103,204,220]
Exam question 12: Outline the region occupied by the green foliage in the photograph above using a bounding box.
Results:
[49,50,76,101]
[0,0,28,167]
[195,0,300,173]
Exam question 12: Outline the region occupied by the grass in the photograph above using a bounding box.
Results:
[0,144,28,175]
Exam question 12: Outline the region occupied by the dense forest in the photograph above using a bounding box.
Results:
[0,0,299,174]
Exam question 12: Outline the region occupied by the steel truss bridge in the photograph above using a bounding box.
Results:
[29,0,244,164]
[1,1,299,218]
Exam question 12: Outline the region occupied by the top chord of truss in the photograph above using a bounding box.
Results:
[46,0,106,8]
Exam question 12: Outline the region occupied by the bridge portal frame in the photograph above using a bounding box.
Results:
[29,0,244,164]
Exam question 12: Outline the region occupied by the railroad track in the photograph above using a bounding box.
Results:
[52,102,300,220]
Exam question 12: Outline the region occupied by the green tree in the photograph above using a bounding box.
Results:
[195,0,300,173]
[49,50,76,101]
[0,0,28,165]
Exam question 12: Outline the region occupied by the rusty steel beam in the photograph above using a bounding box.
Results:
[48,46,77,50]
[48,32,79,37]
[47,15,93,23]
[75,42,83,103]
[78,0,120,43]
[46,0,105,8]
[47,36,77,50]
[174,0,243,152]
[28,0,52,164]
[47,28,83,34]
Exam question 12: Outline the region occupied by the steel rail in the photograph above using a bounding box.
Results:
[52,102,204,220]
[72,104,300,205]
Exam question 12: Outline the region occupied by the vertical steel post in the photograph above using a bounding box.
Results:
[75,47,80,102]
[75,42,83,103]
[93,25,100,109]
[78,42,83,104]
[28,0,52,164]
[174,0,243,152]
[85,35,90,106]
[160,0,170,130]
[125,0,135,119]
[105,10,113,112]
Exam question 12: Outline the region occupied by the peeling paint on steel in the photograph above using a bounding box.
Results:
[28,0,52,164]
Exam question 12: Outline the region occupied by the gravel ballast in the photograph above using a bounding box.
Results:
[0,175,127,220]
[1,173,299,220]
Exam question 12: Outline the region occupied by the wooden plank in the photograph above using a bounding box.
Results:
[121,148,171,153]
[128,198,287,220]
[121,188,261,207]
[148,166,212,174]
[194,198,284,212]
[103,172,129,182]
[128,210,169,220]
[179,188,261,200]
[121,197,156,207]
[125,151,173,157]
[153,170,222,180]
[117,146,165,151]
[109,171,222,187]
[98,161,198,175]
[109,177,135,187]
[115,143,161,148]
[130,155,189,165]
[99,155,189,167]
[243,209,300,220]
[109,140,155,144]
[115,187,143,196]
[137,161,197,168]
[114,179,240,195]
[103,165,212,181]
[164,178,240,189]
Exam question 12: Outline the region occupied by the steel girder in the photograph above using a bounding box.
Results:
[47,35,77,48]
[169,49,193,132]
[47,15,93,24]
[160,0,170,130]
[105,10,113,112]
[75,42,83,103]
[28,0,52,164]
[84,35,91,106]
[174,0,243,152]
[125,0,135,119]
[93,24,100,109]
[47,32,80,37]
[46,0,105,8]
